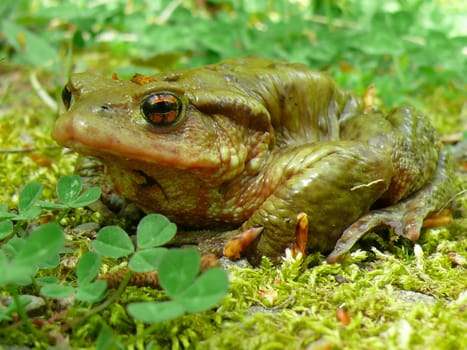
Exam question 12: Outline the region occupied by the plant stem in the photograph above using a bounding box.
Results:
[93,269,134,314]
[9,285,44,339]
[68,270,134,328]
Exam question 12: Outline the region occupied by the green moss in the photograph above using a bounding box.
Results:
[197,245,466,349]
[0,68,77,207]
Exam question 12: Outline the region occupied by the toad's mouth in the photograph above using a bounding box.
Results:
[52,111,220,170]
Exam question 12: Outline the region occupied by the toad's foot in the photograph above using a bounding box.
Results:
[327,151,455,263]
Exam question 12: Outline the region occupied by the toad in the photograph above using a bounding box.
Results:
[53,57,454,264]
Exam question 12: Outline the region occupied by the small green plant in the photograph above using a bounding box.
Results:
[0,175,100,298]
[39,213,229,323]
[0,222,64,325]
[0,176,100,336]
[38,175,102,219]
[0,175,229,346]
[0,175,101,239]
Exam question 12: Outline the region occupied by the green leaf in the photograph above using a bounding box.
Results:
[96,325,124,350]
[15,206,42,221]
[56,175,82,204]
[37,252,61,269]
[128,248,167,272]
[37,200,67,210]
[0,220,13,240]
[0,205,15,220]
[127,301,185,323]
[68,187,101,208]
[1,236,26,258]
[35,276,60,285]
[93,226,134,258]
[1,266,36,285]
[15,222,64,267]
[0,253,35,286]
[1,20,59,69]
[77,251,101,285]
[0,308,12,321]
[18,182,42,213]
[40,284,75,299]
[76,280,107,303]
[390,11,415,35]
[158,248,200,297]
[0,212,16,220]
[136,214,177,249]
[351,30,404,55]
[176,268,228,313]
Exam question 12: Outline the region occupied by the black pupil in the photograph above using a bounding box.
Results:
[153,100,175,113]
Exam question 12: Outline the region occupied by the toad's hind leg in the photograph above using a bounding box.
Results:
[326,150,455,263]
[241,141,394,266]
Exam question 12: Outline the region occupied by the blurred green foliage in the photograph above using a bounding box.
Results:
[1,0,465,106]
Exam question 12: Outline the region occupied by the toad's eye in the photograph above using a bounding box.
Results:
[62,85,73,110]
[141,93,183,127]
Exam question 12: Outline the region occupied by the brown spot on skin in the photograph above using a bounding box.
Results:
[131,73,156,85]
